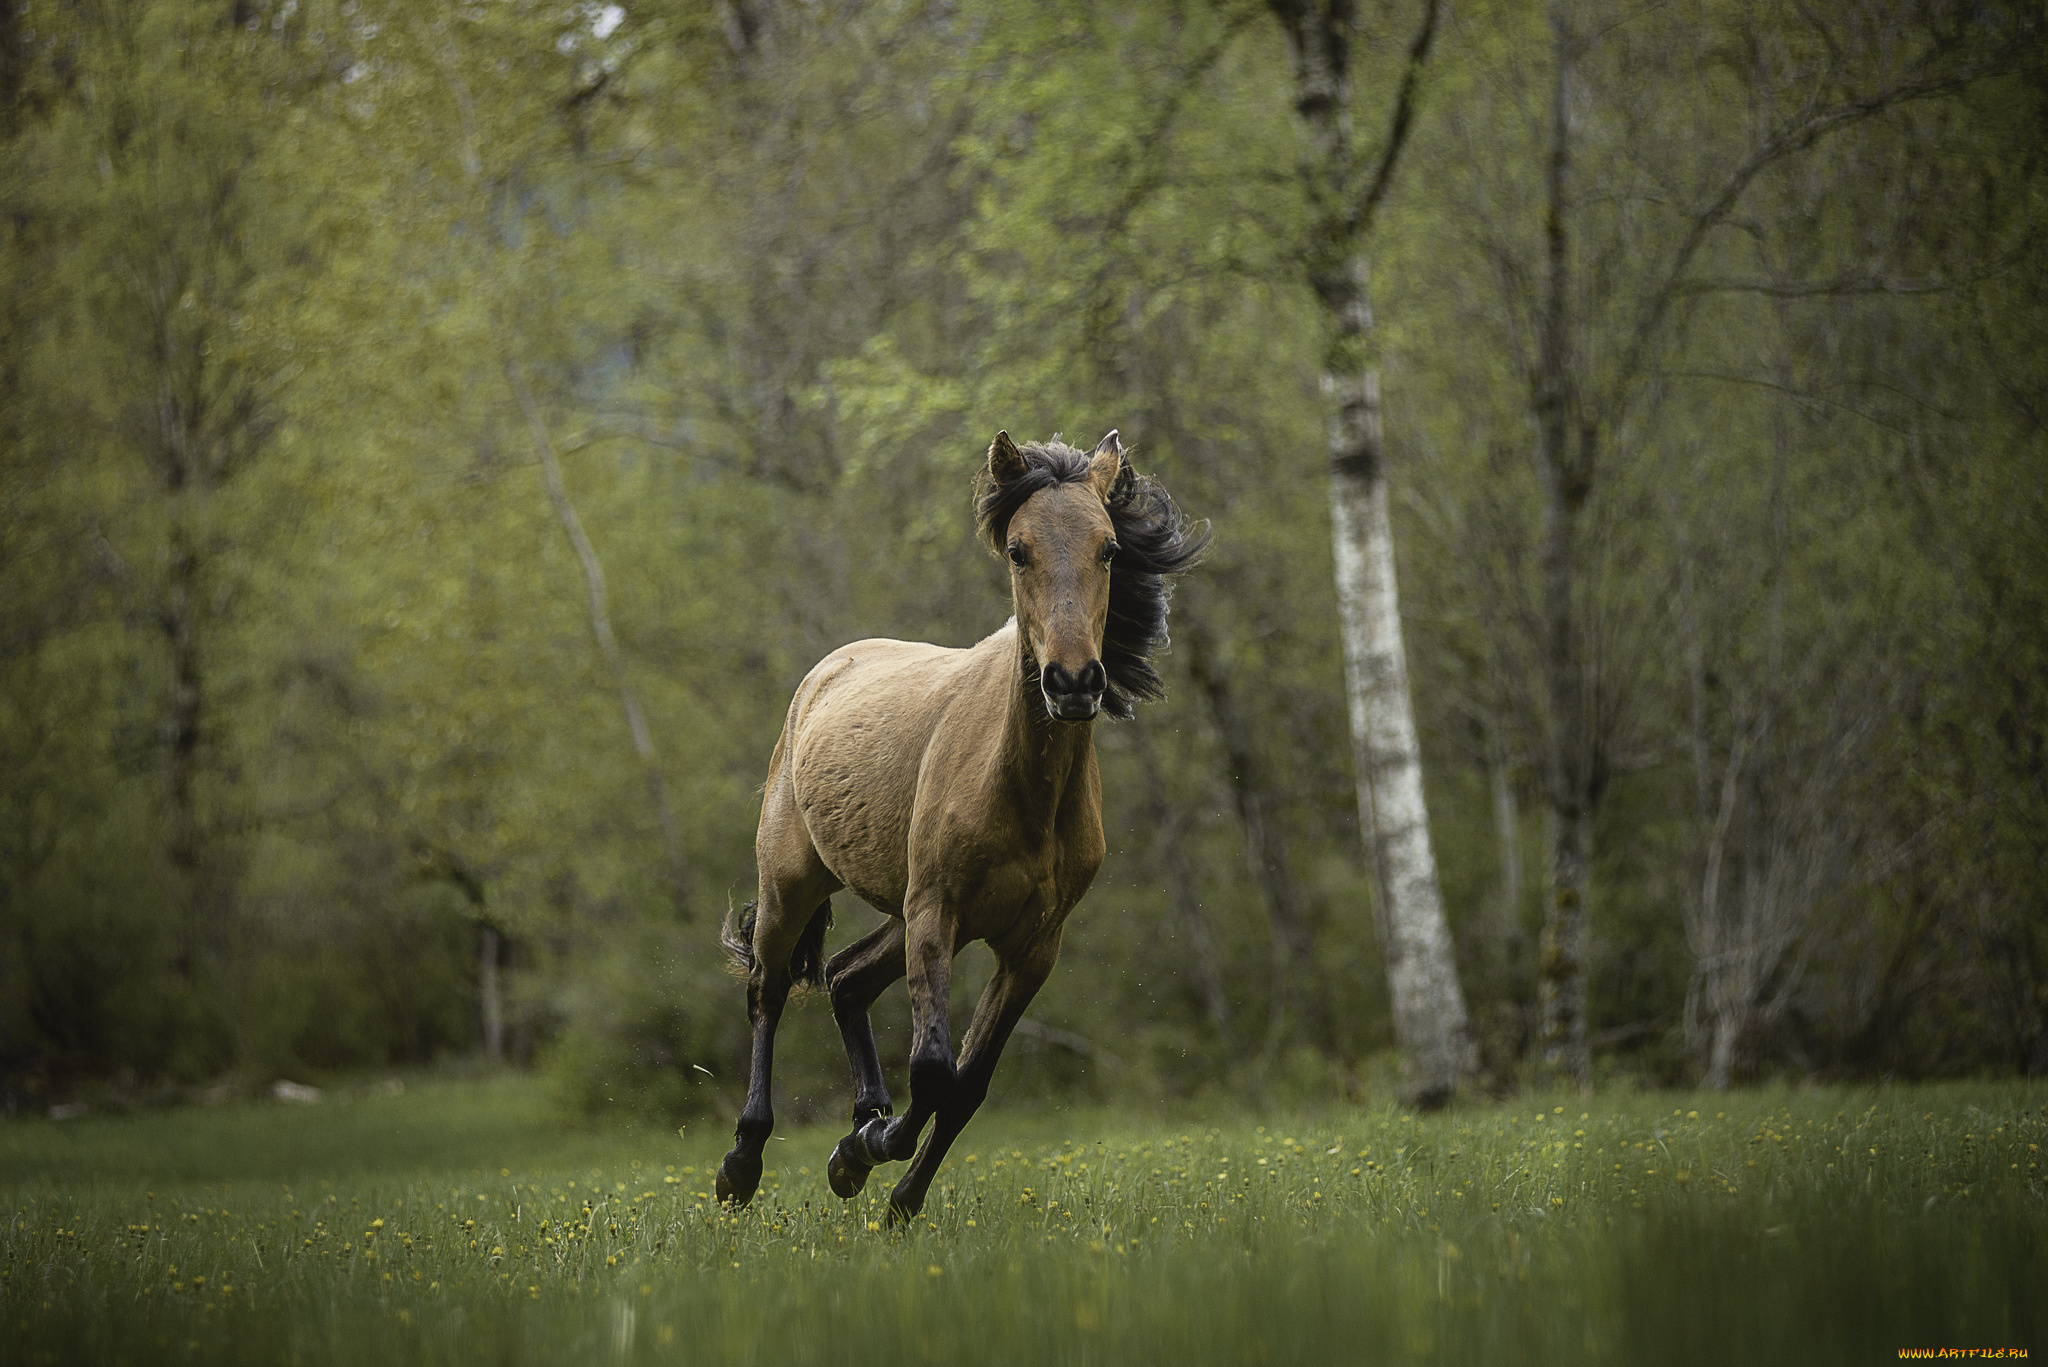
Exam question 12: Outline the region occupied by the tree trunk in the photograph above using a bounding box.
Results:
[1184,619,1320,1063]
[508,359,690,914]
[478,923,505,1067]
[1488,723,1524,927]
[1703,1004,1739,1092]
[161,513,206,976]
[1330,414,1471,1106]
[410,838,509,1066]
[1269,0,1466,1106]
[1532,6,1598,1090]
[1479,716,1531,1064]
[1132,724,1235,1052]
[154,269,215,980]
[1537,806,1593,1086]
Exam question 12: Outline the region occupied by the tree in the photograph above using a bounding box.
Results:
[1266,0,1471,1105]
[1376,0,2026,1086]
[8,0,312,980]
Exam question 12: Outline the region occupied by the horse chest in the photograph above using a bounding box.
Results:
[928,797,1102,948]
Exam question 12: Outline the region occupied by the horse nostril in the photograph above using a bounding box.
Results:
[1038,660,1104,722]
[1040,661,1104,701]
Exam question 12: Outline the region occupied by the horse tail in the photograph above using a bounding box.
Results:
[720,900,759,978]
[720,897,834,991]
[790,899,833,991]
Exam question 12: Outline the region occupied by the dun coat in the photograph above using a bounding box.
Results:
[716,430,1205,1219]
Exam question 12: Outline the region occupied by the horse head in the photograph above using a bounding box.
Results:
[983,429,1128,722]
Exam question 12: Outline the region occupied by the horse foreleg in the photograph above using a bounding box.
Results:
[854,905,956,1174]
[822,918,907,1198]
[886,940,1056,1222]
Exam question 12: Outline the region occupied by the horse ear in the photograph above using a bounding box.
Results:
[1085,430,1132,504]
[987,431,1026,486]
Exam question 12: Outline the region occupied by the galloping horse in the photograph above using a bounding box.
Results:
[715,429,1206,1220]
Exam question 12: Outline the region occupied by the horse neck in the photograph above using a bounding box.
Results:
[996,621,1096,813]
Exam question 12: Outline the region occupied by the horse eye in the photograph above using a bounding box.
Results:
[1102,541,1120,562]
[1007,544,1027,566]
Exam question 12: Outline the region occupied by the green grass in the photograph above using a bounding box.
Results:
[4,1077,2042,1365]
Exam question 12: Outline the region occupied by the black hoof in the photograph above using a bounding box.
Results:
[715,1149,762,1207]
[827,1134,872,1199]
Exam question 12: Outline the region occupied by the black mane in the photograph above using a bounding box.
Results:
[975,438,1209,720]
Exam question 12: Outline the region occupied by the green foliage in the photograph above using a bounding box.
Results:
[2,0,2043,1106]
[545,919,747,1124]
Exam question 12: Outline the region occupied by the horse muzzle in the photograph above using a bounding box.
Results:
[1040,659,1106,723]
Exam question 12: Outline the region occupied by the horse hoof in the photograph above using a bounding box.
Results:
[827,1135,872,1199]
[715,1150,762,1207]
[884,1192,923,1227]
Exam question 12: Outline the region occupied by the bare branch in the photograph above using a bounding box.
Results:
[1611,68,1986,405]
[1659,367,1962,431]
[1674,274,1954,299]
[1014,1018,1125,1069]
[1347,0,1441,239]
[557,417,704,455]
[1100,3,1265,237]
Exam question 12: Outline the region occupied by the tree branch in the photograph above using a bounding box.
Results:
[1658,367,1957,434]
[1674,273,1954,299]
[1100,3,1264,237]
[1611,69,1985,405]
[1346,0,1440,239]
[507,357,691,914]
[1014,1017,1125,1069]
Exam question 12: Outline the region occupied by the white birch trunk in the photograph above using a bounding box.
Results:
[1267,0,1459,1104]
[1329,369,1472,1106]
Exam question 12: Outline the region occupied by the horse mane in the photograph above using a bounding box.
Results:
[975,437,1209,720]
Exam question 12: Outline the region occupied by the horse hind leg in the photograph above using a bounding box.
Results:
[715,879,830,1207]
[822,917,907,1198]
[714,952,789,1207]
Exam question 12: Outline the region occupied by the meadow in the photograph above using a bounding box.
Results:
[3,1077,2041,1365]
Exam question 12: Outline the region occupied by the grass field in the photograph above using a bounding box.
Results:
[3,1076,2041,1365]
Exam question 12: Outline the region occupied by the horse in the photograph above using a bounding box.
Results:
[714,429,1207,1221]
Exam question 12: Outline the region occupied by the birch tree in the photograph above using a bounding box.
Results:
[1267,0,1471,1105]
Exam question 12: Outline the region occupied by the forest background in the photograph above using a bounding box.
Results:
[3,0,2044,1122]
